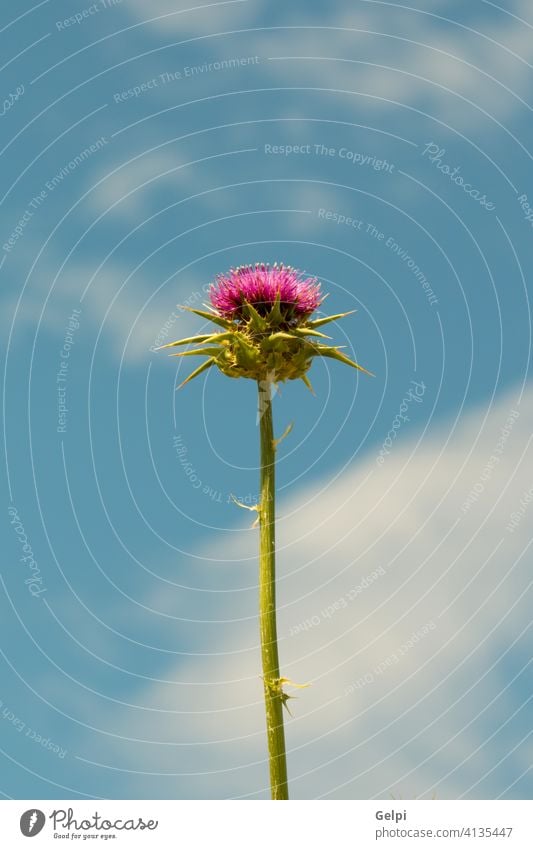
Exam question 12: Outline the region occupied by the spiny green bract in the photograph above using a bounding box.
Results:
[158,298,371,390]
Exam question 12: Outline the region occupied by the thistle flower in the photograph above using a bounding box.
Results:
[159,262,370,390]
[209,263,322,322]
[159,263,371,800]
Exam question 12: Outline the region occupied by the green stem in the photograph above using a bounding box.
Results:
[258,380,289,800]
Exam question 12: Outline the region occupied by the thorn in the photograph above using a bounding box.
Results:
[262,676,311,717]
[301,374,315,395]
[176,357,215,389]
[278,677,311,690]
[229,494,259,512]
[273,422,293,449]
[281,694,295,716]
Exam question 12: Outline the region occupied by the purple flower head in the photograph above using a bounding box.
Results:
[209,263,322,323]
[161,262,369,386]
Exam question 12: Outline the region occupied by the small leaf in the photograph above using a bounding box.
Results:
[232,333,260,368]
[291,327,331,339]
[233,333,256,353]
[229,494,259,512]
[273,422,294,449]
[311,345,373,375]
[181,306,233,329]
[177,358,215,389]
[278,677,311,690]
[300,374,315,394]
[242,302,267,332]
[156,334,213,350]
[267,331,295,342]
[269,291,283,325]
[308,310,356,328]
[203,331,236,344]
[171,346,222,358]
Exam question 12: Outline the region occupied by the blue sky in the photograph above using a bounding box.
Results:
[1,0,532,799]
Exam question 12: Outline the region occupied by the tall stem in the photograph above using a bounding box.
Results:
[258,380,289,800]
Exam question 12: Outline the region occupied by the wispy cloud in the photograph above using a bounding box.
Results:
[123,0,533,129]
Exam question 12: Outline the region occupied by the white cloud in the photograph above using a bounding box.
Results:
[77,382,533,798]
[122,0,533,131]
[76,264,201,362]
[0,242,202,363]
[87,153,186,221]
[125,0,262,35]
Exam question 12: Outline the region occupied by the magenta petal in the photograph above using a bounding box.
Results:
[209,263,322,320]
